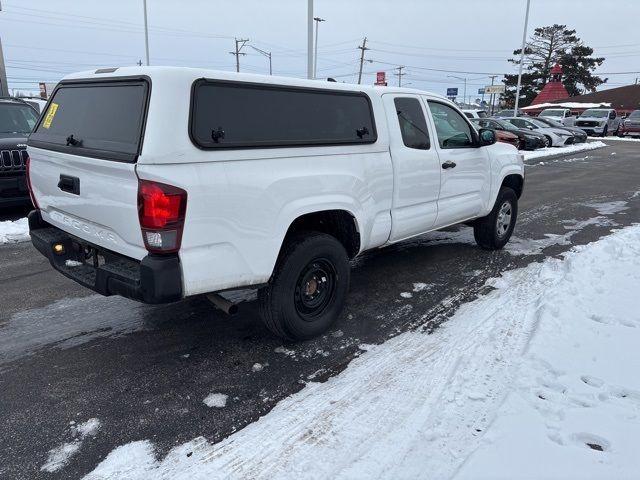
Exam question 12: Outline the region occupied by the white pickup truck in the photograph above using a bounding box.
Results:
[538,108,577,127]
[27,67,524,340]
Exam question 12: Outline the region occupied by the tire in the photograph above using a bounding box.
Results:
[258,232,350,341]
[601,126,608,137]
[473,187,518,250]
[543,135,552,147]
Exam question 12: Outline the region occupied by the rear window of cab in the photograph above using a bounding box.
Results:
[190,79,377,149]
[29,79,149,162]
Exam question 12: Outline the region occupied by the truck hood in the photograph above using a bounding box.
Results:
[0,134,29,149]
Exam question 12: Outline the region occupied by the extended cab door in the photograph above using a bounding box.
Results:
[383,94,441,242]
[423,98,491,227]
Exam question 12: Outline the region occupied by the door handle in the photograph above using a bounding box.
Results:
[442,161,457,170]
[58,174,80,195]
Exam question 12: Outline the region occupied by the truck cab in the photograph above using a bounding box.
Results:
[538,108,576,127]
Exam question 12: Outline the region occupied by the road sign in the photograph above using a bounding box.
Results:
[478,88,485,95]
[447,87,458,97]
[375,71,387,86]
[485,85,506,94]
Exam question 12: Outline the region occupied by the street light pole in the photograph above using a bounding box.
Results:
[313,17,325,79]
[142,0,150,66]
[447,75,467,105]
[249,45,272,75]
[307,0,313,79]
[514,0,531,117]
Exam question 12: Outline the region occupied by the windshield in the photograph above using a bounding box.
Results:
[0,103,39,134]
[581,109,609,118]
[629,111,640,118]
[529,118,551,128]
[495,120,518,131]
[540,109,564,117]
[535,117,562,127]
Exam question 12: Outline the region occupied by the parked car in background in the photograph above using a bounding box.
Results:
[538,108,577,126]
[470,118,546,150]
[18,96,47,115]
[0,97,39,207]
[532,116,587,143]
[494,109,526,118]
[617,110,640,138]
[462,109,488,119]
[493,129,520,149]
[575,108,620,137]
[503,117,574,147]
[27,67,525,340]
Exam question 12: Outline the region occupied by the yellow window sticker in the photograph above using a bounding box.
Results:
[42,102,59,129]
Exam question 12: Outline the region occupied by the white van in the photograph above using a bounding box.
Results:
[27,67,524,340]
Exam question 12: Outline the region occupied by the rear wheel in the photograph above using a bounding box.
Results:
[473,187,518,250]
[258,232,350,341]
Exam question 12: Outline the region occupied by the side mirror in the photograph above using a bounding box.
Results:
[479,128,496,146]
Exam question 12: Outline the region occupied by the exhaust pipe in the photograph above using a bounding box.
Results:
[206,293,239,316]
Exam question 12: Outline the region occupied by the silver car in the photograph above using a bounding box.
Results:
[503,117,574,147]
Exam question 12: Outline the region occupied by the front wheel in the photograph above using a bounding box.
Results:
[258,232,350,341]
[473,187,518,250]
[602,126,608,137]
[543,135,552,148]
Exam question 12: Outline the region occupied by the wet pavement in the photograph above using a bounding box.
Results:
[1,140,639,479]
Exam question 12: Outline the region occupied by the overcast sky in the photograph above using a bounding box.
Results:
[2,0,639,98]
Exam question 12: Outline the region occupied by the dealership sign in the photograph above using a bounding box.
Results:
[446,87,458,97]
[485,85,506,94]
[375,71,387,86]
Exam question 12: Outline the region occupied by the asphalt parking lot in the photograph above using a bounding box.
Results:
[1,140,639,479]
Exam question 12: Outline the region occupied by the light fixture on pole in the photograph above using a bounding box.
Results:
[313,17,325,79]
[142,0,150,66]
[514,0,531,117]
[249,45,272,75]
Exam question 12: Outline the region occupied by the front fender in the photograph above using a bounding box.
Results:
[484,146,524,215]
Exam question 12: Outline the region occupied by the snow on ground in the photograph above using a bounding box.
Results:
[203,393,228,408]
[41,418,101,473]
[83,225,640,480]
[0,217,29,244]
[522,141,606,161]
[589,136,640,142]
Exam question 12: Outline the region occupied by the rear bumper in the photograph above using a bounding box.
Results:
[29,210,183,304]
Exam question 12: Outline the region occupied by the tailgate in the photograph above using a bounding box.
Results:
[27,78,150,260]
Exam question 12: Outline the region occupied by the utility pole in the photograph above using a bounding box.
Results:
[488,74,498,115]
[307,0,313,79]
[230,38,249,73]
[0,2,9,96]
[249,45,272,75]
[514,0,531,116]
[357,37,369,85]
[313,17,325,79]
[394,66,405,87]
[142,0,150,65]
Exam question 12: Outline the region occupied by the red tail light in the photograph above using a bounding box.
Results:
[25,155,39,209]
[138,179,187,254]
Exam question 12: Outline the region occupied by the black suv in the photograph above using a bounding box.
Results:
[0,98,39,207]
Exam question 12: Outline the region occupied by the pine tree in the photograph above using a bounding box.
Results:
[502,24,605,107]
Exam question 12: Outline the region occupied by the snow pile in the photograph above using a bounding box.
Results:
[203,393,228,408]
[42,418,101,473]
[0,217,29,244]
[522,141,606,161]
[83,225,640,480]
[590,136,640,142]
